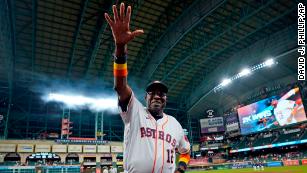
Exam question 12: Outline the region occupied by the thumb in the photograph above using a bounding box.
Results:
[131,29,144,38]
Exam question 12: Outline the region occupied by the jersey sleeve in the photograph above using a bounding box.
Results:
[178,128,190,154]
[118,92,142,124]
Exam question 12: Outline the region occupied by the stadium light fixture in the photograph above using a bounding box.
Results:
[264,58,274,67]
[239,68,251,77]
[221,78,231,86]
[213,58,277,93]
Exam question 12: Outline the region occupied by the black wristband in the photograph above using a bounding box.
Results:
[176,168,185,173]
[178,161,187,170]
[113,54,127,64]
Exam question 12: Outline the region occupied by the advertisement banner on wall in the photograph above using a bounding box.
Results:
[111,145,123,153]
[226,123,239,132]
[68,145,82,153]
[52,145,67,153]
[226,113,238,124]
[97,145,110,153]
[283,160,299,166]
[231,162,252,169]
[200,117,225,133]
[83,145,96,153]
[35,145,51,152]
[189,158,209,166]
[266,161,283,167]
[302,159,307,165]
[0,144,16,152]
[226,113,239,132]
[17,144,34,153]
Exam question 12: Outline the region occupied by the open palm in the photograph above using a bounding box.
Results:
[105,3,144,45]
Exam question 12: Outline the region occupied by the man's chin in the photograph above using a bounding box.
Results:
[149,107,161,114]
[151,107,161,112]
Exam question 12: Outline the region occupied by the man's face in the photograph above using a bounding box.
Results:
[145,89,167,113]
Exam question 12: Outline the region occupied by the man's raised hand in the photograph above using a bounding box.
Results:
[104,3,144,45]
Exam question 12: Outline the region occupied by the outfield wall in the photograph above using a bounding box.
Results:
[188,159,307,171]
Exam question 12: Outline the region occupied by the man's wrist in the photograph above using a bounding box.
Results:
[115,44,127,57]
[113,54,127,64]
[178,161,187,170]
[175,167,185,173]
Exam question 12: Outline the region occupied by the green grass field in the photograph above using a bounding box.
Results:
[187,165,307,173]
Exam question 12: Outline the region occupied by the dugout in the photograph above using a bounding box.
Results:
[100,153,112,166]
[83,156,97,171]
[3,152,21,165]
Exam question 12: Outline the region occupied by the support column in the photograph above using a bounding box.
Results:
[61,107,71,139]
[95,112,104,140]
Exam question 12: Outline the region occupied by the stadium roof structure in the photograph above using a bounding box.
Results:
[0,0,298,139]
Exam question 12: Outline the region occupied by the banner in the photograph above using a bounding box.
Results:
[283,160,299,166]
[17,144,34,153]
[68,145,82,153]
[83,145,96,153]
[0,144,16,152]
[189,158,209,166]
[226,113,239,132]
[0,166,35,170]
[35,145,51,152]
[97,145,110,153]
[226,123,239,132]
[52,145,67,153]
[238,88,306,135]
[231,162,252,169]
[267,161,282,167]
[111,145,123,153]
[226,113,238,123]
[201,135,224,141]
[200,117,224,133]
[55,139,107,144]
[302,159,307,165]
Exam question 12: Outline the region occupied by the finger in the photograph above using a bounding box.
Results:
[131,29,144,38]
[125,6,131,23]
[120,2,125,21]
[104,13,114,26]
[112,5,119,22]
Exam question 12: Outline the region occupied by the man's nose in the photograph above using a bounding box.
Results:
[152,93,161,98]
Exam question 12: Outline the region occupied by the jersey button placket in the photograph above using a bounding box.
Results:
[158,125,162,146]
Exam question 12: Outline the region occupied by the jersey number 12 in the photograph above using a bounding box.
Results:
[166,149,174,164]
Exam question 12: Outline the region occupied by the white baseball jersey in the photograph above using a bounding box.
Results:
[119,92,190,173]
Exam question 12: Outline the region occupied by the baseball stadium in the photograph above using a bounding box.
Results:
[0,0,306,173]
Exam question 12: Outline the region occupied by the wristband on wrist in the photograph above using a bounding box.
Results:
[113,54,128,77]
[113,54,127,64]
[176,167,185,173]
[178,161,187,170]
